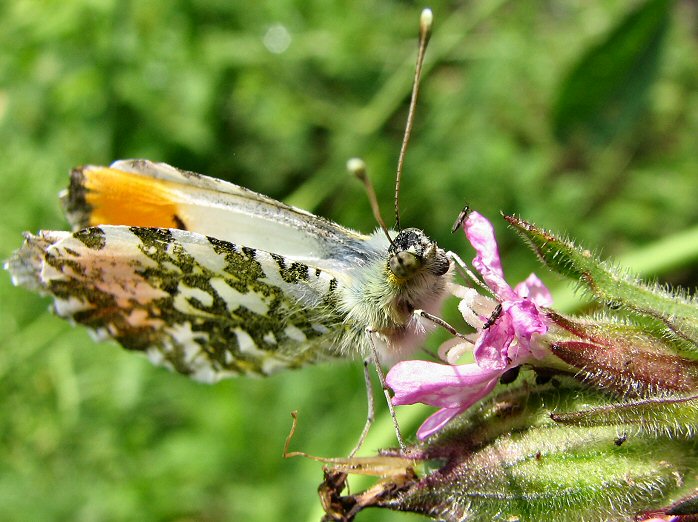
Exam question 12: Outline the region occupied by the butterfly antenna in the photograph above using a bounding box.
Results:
[348,158,394,245]
[394,8,433,231]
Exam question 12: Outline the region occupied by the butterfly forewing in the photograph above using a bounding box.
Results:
[9,225,348,380]
[63,159,375,275]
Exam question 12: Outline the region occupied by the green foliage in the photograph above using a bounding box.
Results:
[1,1,697,521]
[553,0,673,144]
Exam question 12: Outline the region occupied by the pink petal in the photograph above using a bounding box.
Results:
[507,299,548,342]
[473,311,515,370]
[416,407,467,439]
[463,212,515,300]
[416,376,499,439]
[386,360,500,408]
[513,273,553,307]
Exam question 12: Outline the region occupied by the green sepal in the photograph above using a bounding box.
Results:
[504,214,698,349]
[551,393,698,439]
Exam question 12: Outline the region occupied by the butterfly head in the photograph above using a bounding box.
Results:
[388,228,449,281]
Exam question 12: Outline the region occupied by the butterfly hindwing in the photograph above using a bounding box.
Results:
[9,225,348,381]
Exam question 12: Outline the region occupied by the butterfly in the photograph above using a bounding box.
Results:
[6,10,451,384]
[7,158,452,381]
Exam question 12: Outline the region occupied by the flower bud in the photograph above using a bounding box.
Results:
[545,311,698,396]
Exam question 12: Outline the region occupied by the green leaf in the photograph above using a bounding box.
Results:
[552,0,673,144]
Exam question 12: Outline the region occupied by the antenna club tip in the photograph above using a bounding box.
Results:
[420,8,433,32]
[347,157,367,179]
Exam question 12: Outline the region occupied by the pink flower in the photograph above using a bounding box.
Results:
[386,211,553,439]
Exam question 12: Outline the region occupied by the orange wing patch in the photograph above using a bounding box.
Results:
[65,166,187,230]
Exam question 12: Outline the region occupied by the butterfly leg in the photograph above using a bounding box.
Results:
[349,360,375,458]
[365,329,407,453]
[413,309,467,339]
[447,250,492,295]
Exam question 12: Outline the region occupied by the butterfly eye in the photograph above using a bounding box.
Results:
[389,251,423,279]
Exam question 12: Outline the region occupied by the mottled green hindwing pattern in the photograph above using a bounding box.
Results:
[17,225,349,380]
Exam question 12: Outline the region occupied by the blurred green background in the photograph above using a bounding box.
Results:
[1,0,696,520]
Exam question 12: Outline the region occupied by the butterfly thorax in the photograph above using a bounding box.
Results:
[337,228,452,364]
